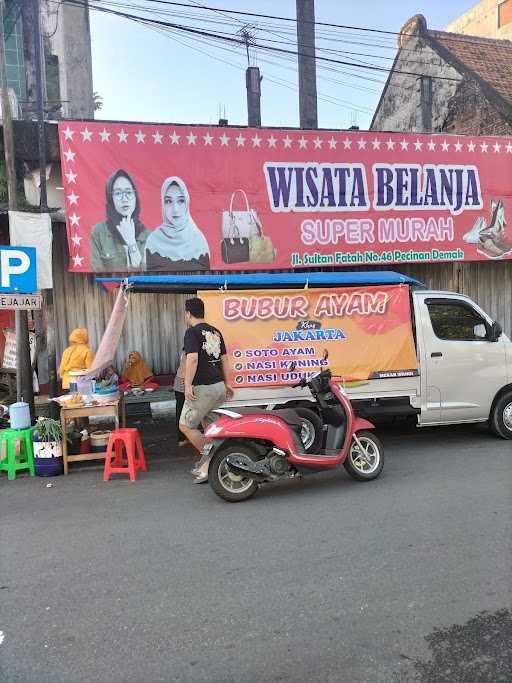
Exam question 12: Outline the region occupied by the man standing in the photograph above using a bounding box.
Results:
[179,297,233,483]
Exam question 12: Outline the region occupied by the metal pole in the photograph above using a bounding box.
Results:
[296,0,318,129]
[33,0,47,210]
[0,0,33,412]
[33,0,58,416]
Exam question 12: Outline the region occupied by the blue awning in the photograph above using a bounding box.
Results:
[97,271,423,293]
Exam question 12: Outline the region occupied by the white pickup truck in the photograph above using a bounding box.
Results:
[225,289,512,442]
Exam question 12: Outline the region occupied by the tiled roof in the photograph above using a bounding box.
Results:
[428,30,512,108]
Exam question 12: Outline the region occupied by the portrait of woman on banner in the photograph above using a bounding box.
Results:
[145,176,210,271]
[90,169,150,271]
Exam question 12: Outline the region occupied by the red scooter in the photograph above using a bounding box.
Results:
[203,364,384,502]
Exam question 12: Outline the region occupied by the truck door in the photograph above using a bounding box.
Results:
[421,297,506,423]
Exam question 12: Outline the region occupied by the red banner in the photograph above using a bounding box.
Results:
[58,122,512,273]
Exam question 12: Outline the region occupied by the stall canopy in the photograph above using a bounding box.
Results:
[97,271,423,294]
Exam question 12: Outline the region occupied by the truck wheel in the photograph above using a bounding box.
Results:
[490,391,512,440]
[343,431,384,481]
[294,407,323,453]
[209,444,260,503]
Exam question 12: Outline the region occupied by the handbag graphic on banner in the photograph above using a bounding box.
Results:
[221,224,249,264]
[222,189,262,239]
[221,189,276,264]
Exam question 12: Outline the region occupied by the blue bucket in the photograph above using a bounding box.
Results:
[9,402,31,430]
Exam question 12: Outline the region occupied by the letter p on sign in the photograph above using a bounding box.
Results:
[0,247,37,293]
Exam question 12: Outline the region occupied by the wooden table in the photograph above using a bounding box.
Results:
[60,400,123,475]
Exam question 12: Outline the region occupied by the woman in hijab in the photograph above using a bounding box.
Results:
[146,177,210,271]
[59,328,94,390]
[90,169,150,271]
[120,352,158,391]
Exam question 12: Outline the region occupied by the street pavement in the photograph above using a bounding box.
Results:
[1,420,511,682]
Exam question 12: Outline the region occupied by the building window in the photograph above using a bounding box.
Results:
[498,0,512,28]
[3,5,26,102]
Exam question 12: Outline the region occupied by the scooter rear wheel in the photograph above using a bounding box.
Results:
[209,444,260,503]
[343,431,384,481]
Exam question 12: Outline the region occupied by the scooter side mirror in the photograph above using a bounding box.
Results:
[289,361,297,372]
[322,349,329,361]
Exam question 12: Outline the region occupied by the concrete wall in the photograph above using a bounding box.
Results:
[43,0,94,119]
[371,36,462,133]
[446,0,512,39]
[371,33,512,136]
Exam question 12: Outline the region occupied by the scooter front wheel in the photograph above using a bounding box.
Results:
[209,444,260,503]
[343,431,384,481]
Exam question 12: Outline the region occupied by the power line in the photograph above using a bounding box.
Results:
[102,6,375,114]
[77,0,512,47]
[62,0,462,83]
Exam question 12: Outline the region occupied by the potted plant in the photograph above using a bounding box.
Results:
[33,417,64,477]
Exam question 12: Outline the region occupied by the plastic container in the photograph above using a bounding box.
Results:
[77,376,95,396]
[95,385,118,395]
[67,430,82,455]
[68,370,83,393]
[90,430,111,453]
[80,429,91,454]
[9,402,31,430]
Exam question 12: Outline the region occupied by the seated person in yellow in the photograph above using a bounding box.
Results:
[120,352,158,390]
[59,328,94,390]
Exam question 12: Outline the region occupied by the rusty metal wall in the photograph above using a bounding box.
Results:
[52,226,512,375]
[52,227,188,375]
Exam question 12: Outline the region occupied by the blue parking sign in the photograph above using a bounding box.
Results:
[0,246,37,293]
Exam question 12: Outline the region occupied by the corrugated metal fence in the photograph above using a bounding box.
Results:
[52,226,512,375]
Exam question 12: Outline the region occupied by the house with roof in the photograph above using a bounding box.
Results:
[371,14,512,136]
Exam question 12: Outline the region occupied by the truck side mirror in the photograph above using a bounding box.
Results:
[489,321,503,342]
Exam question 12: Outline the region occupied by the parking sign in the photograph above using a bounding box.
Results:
[0,246,37,293]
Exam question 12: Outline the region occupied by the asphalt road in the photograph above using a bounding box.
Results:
[1,421,511,682]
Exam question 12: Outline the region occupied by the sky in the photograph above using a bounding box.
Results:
[90,0,477,130]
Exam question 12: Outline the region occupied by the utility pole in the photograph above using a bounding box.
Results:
[33,0,58,417]
[0,0,34,416]
[296,0,318,129]
[246,67,261,127]
[238,26,262,127]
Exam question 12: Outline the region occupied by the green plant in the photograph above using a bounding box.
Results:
[93,91,103,111]
[35,416,63,442]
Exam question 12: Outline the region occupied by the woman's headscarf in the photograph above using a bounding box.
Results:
[69,328,89,345]
[105,169,145,245]
[145,177,210,262]
[121,351,153,386]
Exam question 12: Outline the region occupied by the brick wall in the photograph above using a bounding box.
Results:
[442,79,512,135]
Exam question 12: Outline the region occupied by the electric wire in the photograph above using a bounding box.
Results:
[61,0,462,83]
